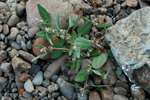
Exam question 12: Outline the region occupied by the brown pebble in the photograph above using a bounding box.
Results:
[89,91,101,100]
[19,73,31,82]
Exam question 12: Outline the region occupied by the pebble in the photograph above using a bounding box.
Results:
[93,75,102,85]
[0,2,9,11]
[32,71,43,85]
[42,79,50,87]
[77,93,87,100]
[126,0,138,7]
[17,22,27,29]
[138,0,149,8]
[130,84,146,100]
[16,2,25,16]
[7,12,19,27]
[48,82,59,93]
[10,49,17,58]
[1,16,9,24]
[16,35,22,44]
[0,77,8,88]
[115,80,129,90]
[113,94,129,100]
[11,42,21,50]
[56,77,74,99]
[114,87,127,96]
[8,27,19,40]
[22,91,33,99]
[26,40,32,50]
[21,41,27,51]
[51,75,59,83]
[3,24,9,35]
[1,97,11,100]
[19,73,31,82]
[0,50,7,60]
[0,25,2,32]
[12,56,31,71]
[28,26,40,38]
[24,79,34,93]
[0,33,5,40]
[19,50,37,64]
[28,64,40,75]
[114,4,121,15]
[12,93,18,99]
[103,0,113,8]
[89,91,101,100]
[0,63,12,73]
[52,92,60,98]
[44,54,68,79]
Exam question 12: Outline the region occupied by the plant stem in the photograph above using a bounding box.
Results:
[83,74,89,89]
[92,26,95,40]
[53,48,70,51]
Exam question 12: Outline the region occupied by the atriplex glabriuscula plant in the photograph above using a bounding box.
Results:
[32,4,113,94]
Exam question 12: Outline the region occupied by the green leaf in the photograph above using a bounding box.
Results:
[75,37,92,50]
[96,24,111,28]
[46,32,53,45]
[71,61,76,69]
[66,61,73,67]
[69,49,73,56]
[32,53,47,62]
[74,48,80,58]
[81,16,92,23]
[92,53,108,69]
[50,50,63,59]
[76,58,82,73]
[69,84,81,89]
[91,50,101,57]
[75,70,87,82]
[77,22,92,35]
[70,32,77,42]
[37,31,52,40]
[32,45,44,48]
[40,23,51,29]
[53,39,65,47]
[92,69,107,76]
[116,66,122,75]
[37,4,51,22]
[56,13,60,30]
[108,50,113,57]
[69,13,74,28]
[72,16,80,32]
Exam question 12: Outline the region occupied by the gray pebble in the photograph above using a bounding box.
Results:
[28,64,40,75]
[4,36,8,44]
[0,2,9,11]
[113,94,129,100]
[0,33,5,40]
[8,27,19,40]
[51,75,58,83]
[26,40,32,50]
[17,22,27,29]
[12,93,18,99]
[114,87,127,96]
[1,16,8,24]
[41,97,49,100]
[48,82,59,93]
[28,26,40,38]
[22,91,32,99]
[52,92,60,98]
[0,77,8,88]
[11,42,21,49]
[115,4,121,14]
[0,50,7,60]
[16,3,25,16]
[7,12,19,27]
[0,63,12,73]
[77,93,87,100]
[1,97,11,100]
[42,79,50,87]
[3,24,9,35]
[32,71,43,86]
[21,41,27,51]
[0,25,3,32]
[16,35,22,44]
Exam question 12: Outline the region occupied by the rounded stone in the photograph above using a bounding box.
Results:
[89,91,101,100]
[16,2,25,16]
[1,63,12,73]
[32,37,58,60]
[11,42,21,50]
[126,0,138,7]
[24,79,34,93]
[32,71,43,85]
[113,94,129,100]
[26,41,32,50]
[0,2,9,11]
[19,73,31,82]
[114,87,127,96]
[7,13,19,27]
[48,82,59,93]
[16,35,22,44]
[8,27,19,40]
[28,26,40,38]
[21,41,27,51]
[3,24,9,35]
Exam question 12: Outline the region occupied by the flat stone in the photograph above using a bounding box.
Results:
[126,0,138,7]
[44,53,68,79]
[19,50,38,64]
[3,24,9,35]
[114,87,127,96]
[19,73,31,82]
[24,79,34,93]
[12,56,31,71]
[105,7,150,94]
[26,0,87,28]
[22,91,32,99]
[0,77,8,88]
[7,13,19,27]
[32,71,43,85]
[56,77,74,100]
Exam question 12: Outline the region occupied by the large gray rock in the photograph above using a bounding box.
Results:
[105,7,150,93]
[26,0,90,28]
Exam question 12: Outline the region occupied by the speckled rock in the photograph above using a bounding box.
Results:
[126,0,138,7]
[105,7,150,94]
[19,50,37,64]
[89,91,101,100]
[48,82,59,93]
[26,0,87,28]
[0,63,12,73]
[12,56,31,71]
[131,84,146,100]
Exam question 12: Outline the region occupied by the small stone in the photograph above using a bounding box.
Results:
[10,49,17,58]
[28,26,40,38]
[77,93,87,100]
[113,94,129,100]
[6,0,16,12]
[26,41,32,50]
[114,87,127,96]
[126,0,138,7]
[19,73,31,82]
[131,84,146,100]
[16,35,22,44]
[0,50,7,60]
[42,79,50,87]
[8,27,19,40]
[12,93,18,99]
[17,22,27,29]
[22,91,32,99]
[51,75,59,83]
[56,77,74,99]
[16,82,24,89]
[3,24,9,35]
[93,75,102,85]
[89,91,101,100]
[1,63,12,73]
[1,97,11,100]
[11,42,21,50]
[103,0,113,8]
[12,56,31,71]
[81,59,91,70]
[21,41,27,51]
[1,16,8,24]
[7,13,19,27]
[52,92,60,98]
[24,79,34,93]
[0,25,3,33]
[114,4,121,14]
[48,82,59,93]
[16,2,25,16]
[0,2,9,11]
[115,80,129,90]
[19,50,37,64]
[28,64,40,75]
[0,77,8,88]
[138,0,149,8]
[32,71,43,85]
